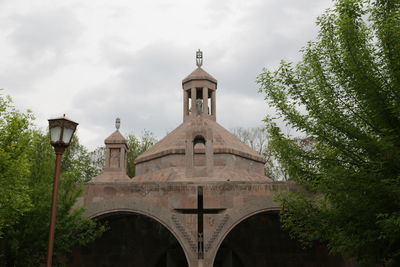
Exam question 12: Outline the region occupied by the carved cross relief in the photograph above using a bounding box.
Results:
[174,186,225,259]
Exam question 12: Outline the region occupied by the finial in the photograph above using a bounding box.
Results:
[196,49,203,68]
[115,118,121,130]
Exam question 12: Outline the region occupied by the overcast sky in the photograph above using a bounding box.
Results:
[0,0,332,150]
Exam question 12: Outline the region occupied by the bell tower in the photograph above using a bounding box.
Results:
[182,49,217,122]
[135,50,267,181]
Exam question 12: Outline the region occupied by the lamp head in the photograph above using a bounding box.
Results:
[48,115,78,148]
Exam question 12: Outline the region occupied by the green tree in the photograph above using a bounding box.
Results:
[0,94,33,237]
[127,131,157,177]
[62,135,103,182]
[0,93,105,266]
[257,0,400,265]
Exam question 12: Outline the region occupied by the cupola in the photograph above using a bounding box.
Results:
[182,49,217,122]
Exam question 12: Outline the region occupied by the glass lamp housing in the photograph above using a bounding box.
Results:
[48,116,78,147]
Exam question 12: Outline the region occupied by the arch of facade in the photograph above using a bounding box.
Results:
[210,203,346,267]
[82,196,194,266]
[209,204,279,266]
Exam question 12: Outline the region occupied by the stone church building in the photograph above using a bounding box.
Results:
[68,52,348,267]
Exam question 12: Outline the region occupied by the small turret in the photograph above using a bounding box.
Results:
[90,118,130,182]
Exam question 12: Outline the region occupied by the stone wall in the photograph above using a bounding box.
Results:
[77,182,356,267]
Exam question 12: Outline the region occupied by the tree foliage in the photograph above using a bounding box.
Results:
[0,94,33,238]
[257,0,400,265]
[127,131,157,177]
[0,93,105,266]
[87,146,105,180]
[61,135,103,182]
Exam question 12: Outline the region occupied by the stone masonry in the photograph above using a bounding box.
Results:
[72,51,349,267]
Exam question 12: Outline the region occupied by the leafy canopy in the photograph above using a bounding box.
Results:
[0,94,33,237]
[0,93,105,266]
[257,0,400,265]
[126,131,157,177]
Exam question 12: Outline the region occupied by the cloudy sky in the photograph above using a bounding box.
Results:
[0,0,332,150]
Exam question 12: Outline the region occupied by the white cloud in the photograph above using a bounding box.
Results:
[0,0,332,150]
[8,8,82,59]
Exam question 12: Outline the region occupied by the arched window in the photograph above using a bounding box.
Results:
[185,133,213,176]
[193,135,206,168]
[193,135,206,150]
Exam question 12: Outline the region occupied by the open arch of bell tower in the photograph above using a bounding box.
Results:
[70,51,351,267]
[182,50,217,122]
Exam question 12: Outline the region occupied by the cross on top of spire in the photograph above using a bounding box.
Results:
[196,49,203,68]
[115,118,120,130]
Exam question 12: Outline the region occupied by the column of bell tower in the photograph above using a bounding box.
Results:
[182,87,216,121]
[182,62,217,121]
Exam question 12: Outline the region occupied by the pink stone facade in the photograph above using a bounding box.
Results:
[81,181,290,266]
[74,59,350,266]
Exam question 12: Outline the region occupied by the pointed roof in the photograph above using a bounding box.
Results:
[105,130,127,144]
[135,116,265,164]
[182,67,217,85]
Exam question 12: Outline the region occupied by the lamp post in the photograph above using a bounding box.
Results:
[46,115,78,267]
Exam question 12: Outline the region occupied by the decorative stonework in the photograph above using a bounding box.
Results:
[172,214,197,253]
[205,214,229,253]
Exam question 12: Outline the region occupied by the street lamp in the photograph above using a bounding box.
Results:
[46,115,78,267]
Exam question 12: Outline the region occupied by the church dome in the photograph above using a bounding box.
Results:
[134,50,270,182]
[135,116,265,164]
[134,116,268,182]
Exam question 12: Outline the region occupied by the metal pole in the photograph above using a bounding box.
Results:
[46,146,64,267]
